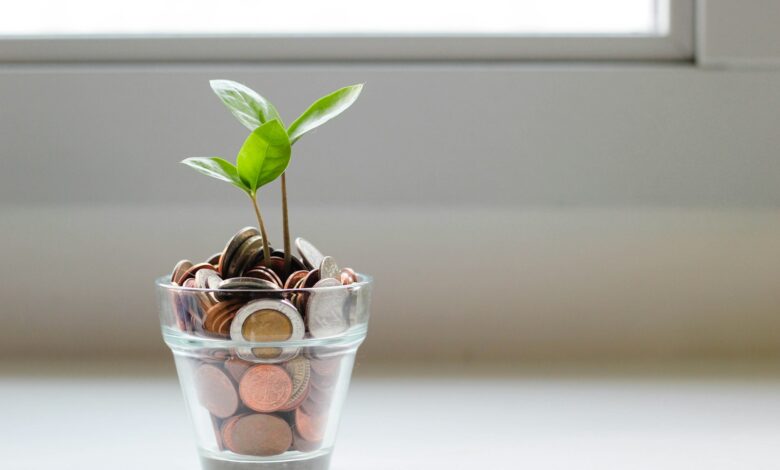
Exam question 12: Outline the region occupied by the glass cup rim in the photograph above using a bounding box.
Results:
[155,272,373,294]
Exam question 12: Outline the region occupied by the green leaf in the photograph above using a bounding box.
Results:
[287,84,363,144]
[210,79,282,131]
[181,157,248,192]
[236,119,291,193]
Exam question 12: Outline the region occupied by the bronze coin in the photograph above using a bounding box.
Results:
[227,413,292,456]
[218,227,260,277]
[294,407,327,442]
[171,259,193,285]
[239,365,293,413]
[224,358,253,383]
[195,363,239,419]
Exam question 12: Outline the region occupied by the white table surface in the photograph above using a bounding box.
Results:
[2,361,779,470]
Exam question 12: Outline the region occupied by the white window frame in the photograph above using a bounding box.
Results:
[0,0,694,63]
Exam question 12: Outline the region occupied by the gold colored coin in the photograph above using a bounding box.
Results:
[241,309,293,341]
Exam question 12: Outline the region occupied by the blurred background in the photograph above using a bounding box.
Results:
[2,1,780,468]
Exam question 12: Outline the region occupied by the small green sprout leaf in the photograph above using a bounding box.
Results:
[287,84,363,144]
[180,157,248,192]
[210,79,282,131]
[236,119,291,193]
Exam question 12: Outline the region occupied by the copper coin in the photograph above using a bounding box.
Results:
[339,271,353,285]
[265,256,289,283]
[239,365,293,412]
[245,266,283,287]
[206,252,222,267]
[292,431,321,452]
[224,358,253,382]
[294,407,327,442]
[305,383,332,404]
[203,301,243,336]
[300,397,330,416]
[227,413,292,456]
[284,270,308,290]
[220,413,248,452]
[171,259,193,285]
[273,253,307,274]
[341,267,358,283]
[302,269,321,288]
[195,363,239,418]
[218,227,261,276]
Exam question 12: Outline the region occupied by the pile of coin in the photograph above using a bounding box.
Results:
[193,354,342,456]
[168,228,362,456]
[169,227,360,343]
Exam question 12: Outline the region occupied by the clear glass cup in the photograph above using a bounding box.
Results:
[156,274,373,470]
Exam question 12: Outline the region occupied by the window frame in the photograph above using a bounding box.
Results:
[0,0,694,63]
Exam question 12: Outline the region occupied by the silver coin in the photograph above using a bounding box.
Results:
[295,237,325,270]
[225,235,264,278]
[215,277,280,301]
[195,268,220,289]
[195,268,222,304]
[306,278,349,338]
[319,256,340,280]
[219,227,260,276]
[231,299,305,363]
[218,277,279,290]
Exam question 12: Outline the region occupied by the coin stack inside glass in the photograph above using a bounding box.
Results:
[169,227,361,457]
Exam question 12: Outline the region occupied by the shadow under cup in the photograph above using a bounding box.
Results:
[156,275,372,470]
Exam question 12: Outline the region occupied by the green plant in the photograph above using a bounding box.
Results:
[181,80,363,271]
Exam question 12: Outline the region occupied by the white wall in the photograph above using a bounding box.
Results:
[1,64,779,361]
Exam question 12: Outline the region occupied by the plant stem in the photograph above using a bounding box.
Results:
[281,172,292,273]
[249,193,272,265]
